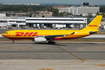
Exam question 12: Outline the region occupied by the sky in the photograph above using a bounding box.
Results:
[0,0,105,5]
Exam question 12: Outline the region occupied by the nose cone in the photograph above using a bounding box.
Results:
[2,33,5,37]
[2,33,8,38]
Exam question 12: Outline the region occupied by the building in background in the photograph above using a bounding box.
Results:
[52,6,68,13]
[60,2,99,16]
[6,11,53,17]
[0,15,87,29]
[83,2,89,6]
[100,22,105,29]
[0,19,7,27]
[0,18,26,27]
[60,6,99,16]
[7,19,26,27]
[26,17,87,29]
[0,13,6,18]
[2,3,40,5]
[35,11,53,17]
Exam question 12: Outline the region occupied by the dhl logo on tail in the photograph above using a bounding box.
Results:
[15,32,38,36]
[89,25,98,27]
[81,15,102,31]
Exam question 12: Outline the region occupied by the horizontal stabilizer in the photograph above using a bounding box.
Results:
[89,31,100,35]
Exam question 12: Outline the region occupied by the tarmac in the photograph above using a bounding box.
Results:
[0,41,105,70]
[0,59,105,70]
[0,19,105,70]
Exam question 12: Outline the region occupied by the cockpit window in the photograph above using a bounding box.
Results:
[4,32,8,34]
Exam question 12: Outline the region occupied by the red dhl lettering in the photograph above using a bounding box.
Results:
[24,32,34,36]
[15,32,38,36]
[15,32,24,36]
[89,25,98,27]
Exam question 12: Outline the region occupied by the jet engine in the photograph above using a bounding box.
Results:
[34,36,47,43]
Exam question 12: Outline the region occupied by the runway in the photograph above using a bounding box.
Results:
[0,41,105,60]
[0,41,105,70]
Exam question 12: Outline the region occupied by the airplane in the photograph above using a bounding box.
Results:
[2,15,103,44]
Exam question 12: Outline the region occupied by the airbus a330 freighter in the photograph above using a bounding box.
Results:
[2,15,103,44]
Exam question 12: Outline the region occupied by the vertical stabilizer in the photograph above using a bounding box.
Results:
[82,15,103,31]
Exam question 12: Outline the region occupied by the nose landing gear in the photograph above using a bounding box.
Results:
[12,40,15,43]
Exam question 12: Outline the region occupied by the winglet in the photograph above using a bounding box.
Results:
[71,32,75,35]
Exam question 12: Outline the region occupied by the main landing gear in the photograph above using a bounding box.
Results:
[48,39,55,44]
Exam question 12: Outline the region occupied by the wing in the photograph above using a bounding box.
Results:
[35,32,75,40]
[45,35,64,39]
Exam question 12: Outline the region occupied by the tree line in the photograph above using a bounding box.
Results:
[0,5,48,12]
[0,5,105,17]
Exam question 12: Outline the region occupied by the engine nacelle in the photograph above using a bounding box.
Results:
[34,37,47,43]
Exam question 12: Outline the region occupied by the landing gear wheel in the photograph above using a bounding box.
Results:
[12,40,15,43]
[48,41,55,44]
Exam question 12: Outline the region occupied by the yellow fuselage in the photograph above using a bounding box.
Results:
[2,30,90,40]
